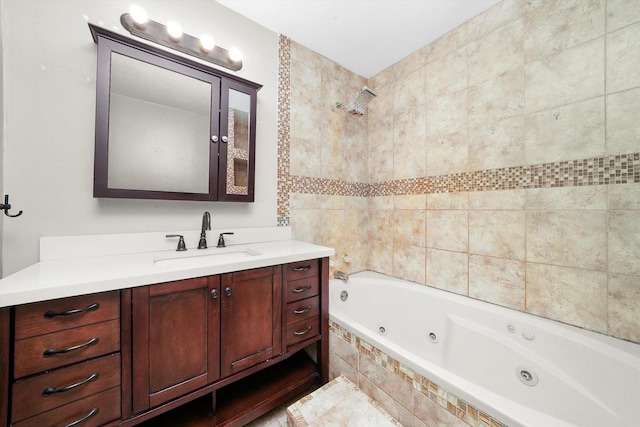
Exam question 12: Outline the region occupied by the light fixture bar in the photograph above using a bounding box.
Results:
[120,13,242,71]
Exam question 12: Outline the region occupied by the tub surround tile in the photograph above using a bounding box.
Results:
[526,263,608,333]
[359,356,414,413]
[426,249,468,295]
[526,210,607,271]
[525,37,604,114]
[469,189,525,210]
[427,192,469,210]
[426,90,468,139]
[426,210,468,252]
[607,0,640,32]
[608,273,640,343]
[468,116,525,171]
[468,68,525,127]
[427,22,468,63]
[358,377,414,427]
[526,186,608,210]
[523,0,605,63]
[524,97,605,165]
[425,47,467,96]
[369,210,394,243]
[609,182,640,209]
[606,21,640,94]
[608,210,640,276]
[393,210,426,247]
[394,194,427,210]
[393,244,426,285]
[469,210,525,260]
[468,18,524,85]
[606,88,640,155]
[426,131,469,176]
[368,241,394,277]
[466,0,525,42]
[329,322,508,427]
[469,255,525,310]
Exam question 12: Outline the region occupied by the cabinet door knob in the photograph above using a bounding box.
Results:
[210,289,218,300]
[211,135,218,143]
[221,136,229,143]
[225,287,232,297]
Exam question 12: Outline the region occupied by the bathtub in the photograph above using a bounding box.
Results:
[329,271,640,427]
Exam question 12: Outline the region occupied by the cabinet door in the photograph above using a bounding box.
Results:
[132,276,220,413]
[221,266,282,377]
[217,78,257,202]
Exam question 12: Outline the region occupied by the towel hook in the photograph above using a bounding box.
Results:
[1,194,23,218]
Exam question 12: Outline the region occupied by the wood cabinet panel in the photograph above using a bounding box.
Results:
[12,386,120,427]
[11,353,120,423]
[221,266,282,377]
[285,296,319,326]
[1,308,9,427]
[13,319,120,379]
[286,318,320,347]
[284,260,319,282]
[285,276,320,303]
[132,276,220,413]
[15,291,120,340]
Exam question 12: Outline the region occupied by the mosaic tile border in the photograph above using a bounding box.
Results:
[287,153,640,198]
[329,320,507,427]
[277,35,292,221]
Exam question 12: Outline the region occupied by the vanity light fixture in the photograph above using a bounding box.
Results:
[120,7,242,71]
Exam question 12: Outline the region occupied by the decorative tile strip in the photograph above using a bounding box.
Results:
[277,35,292,222]
[330,320,508,427]
[287,153,640,198]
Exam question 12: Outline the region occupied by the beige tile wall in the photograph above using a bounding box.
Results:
[284,0,640,347]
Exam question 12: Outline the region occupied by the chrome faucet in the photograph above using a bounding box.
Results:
[334,270,349,282]
[198,211,211,249]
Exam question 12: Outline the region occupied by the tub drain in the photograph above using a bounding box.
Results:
[517,367,538,386]
[340,290,348,301]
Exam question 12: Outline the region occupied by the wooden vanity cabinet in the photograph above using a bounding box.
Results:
[9,291,122,427]
[0,257,329,427]
[220,266,282,377]
[131,276,221,413]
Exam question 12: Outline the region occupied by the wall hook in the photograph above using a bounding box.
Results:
[1,194,23,217]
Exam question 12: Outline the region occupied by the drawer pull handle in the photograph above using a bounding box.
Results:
[293,306,312,315]
[292,265,311,272]
[42,372,99,397]
[293,326,313,336]
[63,407,99,427]
[43,337,99,357]
[44,303,100,319]
[292,285,312,294]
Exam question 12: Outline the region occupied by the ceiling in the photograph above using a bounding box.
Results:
[216,0,501,78]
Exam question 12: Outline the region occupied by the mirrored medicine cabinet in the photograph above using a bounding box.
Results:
[90,24,261,202]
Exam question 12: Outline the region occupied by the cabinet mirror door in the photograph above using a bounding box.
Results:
[219,80,257,202]
[108,53,213,195]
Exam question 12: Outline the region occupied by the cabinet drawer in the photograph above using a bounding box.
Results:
[284,260,319,281]
[285,277,319,303]
[286,317,320,347]
[14,319,120,379]
[286,297,319,326]
[12,386,120,427]
[12,354,121,423]
[15,291,120,340]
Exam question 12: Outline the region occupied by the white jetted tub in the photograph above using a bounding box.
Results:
[329,271,640,427]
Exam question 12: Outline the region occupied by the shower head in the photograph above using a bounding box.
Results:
[336,86,377,116]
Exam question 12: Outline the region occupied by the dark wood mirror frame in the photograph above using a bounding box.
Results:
[90,24,261,202]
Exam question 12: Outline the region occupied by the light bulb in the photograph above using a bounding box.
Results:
[129,5,148,27]
[229,47,242,62]
[166,21,183,40]
[200,35,215,52]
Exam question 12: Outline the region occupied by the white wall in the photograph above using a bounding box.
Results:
[0,0,279,275]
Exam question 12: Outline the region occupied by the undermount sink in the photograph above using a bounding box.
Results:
[153,248,261,269]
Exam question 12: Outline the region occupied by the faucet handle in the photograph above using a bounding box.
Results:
[217,232,234,248]
[166,234,187,251]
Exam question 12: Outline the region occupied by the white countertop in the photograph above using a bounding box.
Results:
[0,227,334,307]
